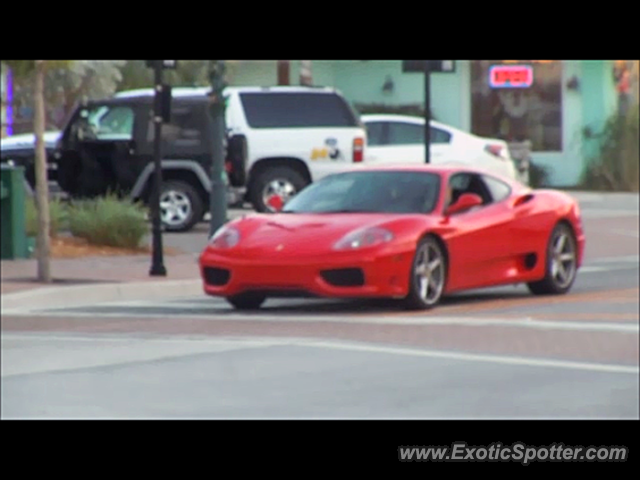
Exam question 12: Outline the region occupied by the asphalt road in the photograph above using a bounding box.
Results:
[2,194,638,419]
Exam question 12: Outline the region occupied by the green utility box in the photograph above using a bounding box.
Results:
[1,164,30,260]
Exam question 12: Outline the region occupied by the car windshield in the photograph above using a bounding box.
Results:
[282,171,441,214]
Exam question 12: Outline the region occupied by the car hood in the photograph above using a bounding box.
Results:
[222,212,424,255]
[1,131,61,150]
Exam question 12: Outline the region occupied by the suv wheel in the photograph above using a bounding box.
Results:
[159,180,203,232]
[251,166,307,213]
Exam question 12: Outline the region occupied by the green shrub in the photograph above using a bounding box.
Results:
[25,197,68,237]
[67,194,149,249]
[580,106,639,191]
[528,161,552,188]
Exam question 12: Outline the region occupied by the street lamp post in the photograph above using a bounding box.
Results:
[208,60,228,237]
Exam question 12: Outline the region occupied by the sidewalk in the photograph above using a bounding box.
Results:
[1,253,201,295]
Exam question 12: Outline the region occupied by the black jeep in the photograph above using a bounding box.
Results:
[48,91,244,232]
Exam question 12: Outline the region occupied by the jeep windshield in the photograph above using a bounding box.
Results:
[239,92,359,128]
[282,171,441,214]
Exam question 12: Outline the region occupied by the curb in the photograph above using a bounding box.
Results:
[1,279,203,312]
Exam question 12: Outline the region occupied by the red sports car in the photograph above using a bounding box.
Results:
[199,165,585,310]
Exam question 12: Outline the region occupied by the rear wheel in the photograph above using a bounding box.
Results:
[250,166,307,213]
[527,222,578,295]
[403,236,447,310]
[226,292,267,310]
[159,180,203,232]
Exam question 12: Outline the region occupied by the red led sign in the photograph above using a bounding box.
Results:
[489,65,533,88]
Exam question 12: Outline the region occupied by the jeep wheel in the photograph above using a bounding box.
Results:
[251,166,307,213]
[159,180,203,232]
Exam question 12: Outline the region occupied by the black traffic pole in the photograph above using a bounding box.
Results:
[424,60,431,164]
[149,60,167,276]
[208,60,228,237]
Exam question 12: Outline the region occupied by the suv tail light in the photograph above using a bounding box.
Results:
[353,137,364,162]
[485,144,506,160]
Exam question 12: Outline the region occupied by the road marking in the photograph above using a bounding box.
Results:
[2,310,637,333]
[611,229,640,238]
[579,265,638,273]
[1,335,287,378]
[588,255,639,264]
[477,313,639,321]
[2,333,636,375]
[369,287,639,317]
[1,333,288,347]
[290,340,640,375]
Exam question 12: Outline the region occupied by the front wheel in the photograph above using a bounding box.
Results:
[403,236,447,310]
[226,292,267,310]
[158,180,203,232]
[527,222,578,295]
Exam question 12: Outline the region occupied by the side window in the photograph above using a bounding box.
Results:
[146,105,204,150]
[430,127,452,144]
[387,122,424,145]
[239,92,358,128]
[447,173,492,208]
[365,122,386,146]
[72,104,135,142]
[481,175,512,203]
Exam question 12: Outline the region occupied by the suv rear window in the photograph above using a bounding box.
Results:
[239,92,359,129]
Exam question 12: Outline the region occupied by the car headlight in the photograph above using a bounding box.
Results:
[333,227,394,250]
[208,225,240,248]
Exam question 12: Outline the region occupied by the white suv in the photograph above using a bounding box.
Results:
[116,86,367,213]
[226,86,367,212]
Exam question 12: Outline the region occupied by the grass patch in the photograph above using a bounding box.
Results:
[67,194,149,249]
[25,197,68,238]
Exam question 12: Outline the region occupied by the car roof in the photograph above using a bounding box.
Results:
[359,114,464,135]
[113,85,338,100]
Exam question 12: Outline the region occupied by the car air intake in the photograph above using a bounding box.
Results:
[321,268,365,287]
[203,267,230,286]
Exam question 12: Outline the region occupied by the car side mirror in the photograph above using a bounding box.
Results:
[445,193,483,216]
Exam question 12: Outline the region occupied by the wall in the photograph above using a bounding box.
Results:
[330,60,468,129]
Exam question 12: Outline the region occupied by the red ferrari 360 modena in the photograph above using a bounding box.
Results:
[199,164,585,310]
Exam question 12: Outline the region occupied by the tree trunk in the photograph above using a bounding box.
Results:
[300,61,312,86]
[277,61,290,85]
[34,60,52,283]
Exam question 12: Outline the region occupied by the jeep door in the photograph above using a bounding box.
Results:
[55,101,142,198]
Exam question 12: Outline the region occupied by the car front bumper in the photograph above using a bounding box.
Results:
[199,247,414,299]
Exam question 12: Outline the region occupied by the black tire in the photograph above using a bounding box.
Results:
[250,166,308,213]
[158,180,204,232]
[403,236,447,310]
[226,292,267,310]
[527,222,578,295]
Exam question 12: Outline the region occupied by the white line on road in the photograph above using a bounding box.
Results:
[2,333,636,376]
[610,229,640,238]
[0,335,287,378]
[3,309,637,332]
[588,255,639,264]
[297,340,640,375]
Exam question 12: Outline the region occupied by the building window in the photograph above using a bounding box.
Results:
[470,60,563,152]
